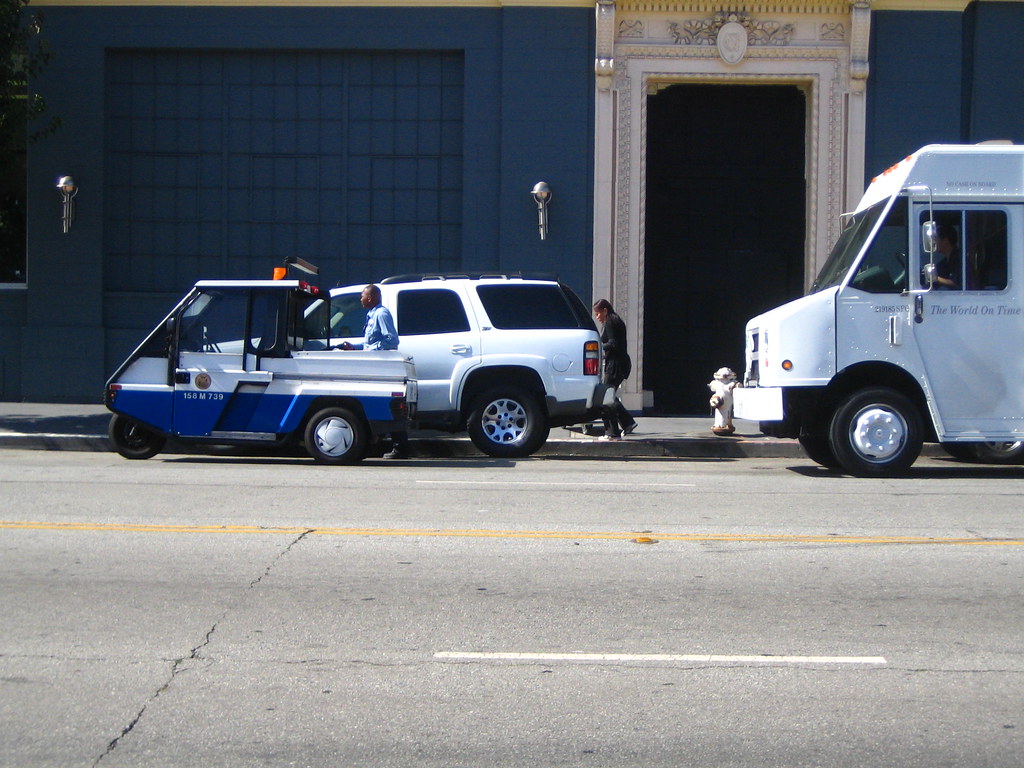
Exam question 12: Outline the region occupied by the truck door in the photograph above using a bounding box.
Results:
[173,288,251,437]
[909,205,1024,438]
[836,196,916,377]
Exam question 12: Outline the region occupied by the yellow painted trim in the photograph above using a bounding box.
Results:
[617,0,979,13]
[29,0,594,7]
[872,0,971,11]
[3,520,1022,546]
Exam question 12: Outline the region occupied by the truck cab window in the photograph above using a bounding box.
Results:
[966,210,1007,290]
[850,197,908,294]
[919,209,1007,291]
[811,199,887,293]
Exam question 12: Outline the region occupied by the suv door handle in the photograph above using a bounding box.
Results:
[450,344,471,355]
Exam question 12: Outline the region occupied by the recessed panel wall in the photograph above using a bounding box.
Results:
[103,49,463,372]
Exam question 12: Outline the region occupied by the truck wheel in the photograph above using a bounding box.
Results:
[467,387,549,458]
[941,440,1024,463]
[798,434,840,469]
[971,440,1024,464]
[304,407,368,464]
[828,387,922,476]
[108,414,165,460]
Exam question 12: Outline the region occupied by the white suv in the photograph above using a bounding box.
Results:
[329,274,604,457]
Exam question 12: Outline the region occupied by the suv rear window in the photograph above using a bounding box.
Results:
[476,284,582,330]
[397,289,471,335]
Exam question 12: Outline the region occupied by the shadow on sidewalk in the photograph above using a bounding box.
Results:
[0,412,110,436]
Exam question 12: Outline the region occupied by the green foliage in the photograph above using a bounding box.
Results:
[1,0,58,149]
[1,0,58,282]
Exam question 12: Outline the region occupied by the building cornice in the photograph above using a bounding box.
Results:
[618,0,974,12]
[30,0,1014,8]
[871,0,971,10]
[29,0,995,7]
[29,0,595,7]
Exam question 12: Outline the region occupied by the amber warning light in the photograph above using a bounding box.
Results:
[273,257,319,280]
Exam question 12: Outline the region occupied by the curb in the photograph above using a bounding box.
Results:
[0,434,112,452]
[0,432,808,459]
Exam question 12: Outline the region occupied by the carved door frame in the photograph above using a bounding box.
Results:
[592,1,870,409]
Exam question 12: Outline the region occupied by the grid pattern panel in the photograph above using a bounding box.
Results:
[104,49,463,301]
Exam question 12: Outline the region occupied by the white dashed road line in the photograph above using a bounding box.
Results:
[434,651,887,666]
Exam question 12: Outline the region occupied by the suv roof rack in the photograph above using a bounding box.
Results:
[380,271,560,284]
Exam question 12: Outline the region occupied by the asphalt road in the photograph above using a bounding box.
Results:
[2,449,1022,767]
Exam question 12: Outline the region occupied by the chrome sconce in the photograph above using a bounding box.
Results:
[530,181,551,240]
[57,176,78,234]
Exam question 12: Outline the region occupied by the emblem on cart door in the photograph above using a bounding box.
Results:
[195,373,212,390]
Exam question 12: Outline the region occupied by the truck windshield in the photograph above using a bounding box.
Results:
[810,199,888,293]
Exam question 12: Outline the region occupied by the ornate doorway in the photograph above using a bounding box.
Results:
[591,1,871,413]
[643,83,805,413]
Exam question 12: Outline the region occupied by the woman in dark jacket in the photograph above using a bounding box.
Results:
[592,299,638,440]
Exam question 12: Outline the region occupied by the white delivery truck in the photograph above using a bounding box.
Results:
[734,143,1024,475]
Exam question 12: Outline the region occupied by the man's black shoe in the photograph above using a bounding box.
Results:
[384,447,409,460]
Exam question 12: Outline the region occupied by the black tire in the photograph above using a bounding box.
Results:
[940,442,978,461]
[108,414,165,460]
[798,433,841,469]
[828,387,922,477]
[467,387,549,458]
[304,407,368,464]
[971,440,1024,464]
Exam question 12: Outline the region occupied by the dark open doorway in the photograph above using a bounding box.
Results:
[643,83,806,413]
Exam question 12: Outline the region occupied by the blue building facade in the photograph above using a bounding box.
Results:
[3,0,1024,407]
[6,2,594,401]
[866,2,1024,174]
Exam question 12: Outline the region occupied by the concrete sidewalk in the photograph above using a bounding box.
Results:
[0,401,808,458]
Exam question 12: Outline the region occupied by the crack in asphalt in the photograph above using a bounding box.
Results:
[92,528,314,766]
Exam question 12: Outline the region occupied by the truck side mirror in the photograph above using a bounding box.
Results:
[922,221,937,254]
[922,261,937,286]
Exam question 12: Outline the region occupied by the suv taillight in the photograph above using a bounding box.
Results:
[584,341,600,376]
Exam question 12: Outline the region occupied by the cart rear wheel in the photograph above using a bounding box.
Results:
[108,414,166,460]
[304,407,368,464]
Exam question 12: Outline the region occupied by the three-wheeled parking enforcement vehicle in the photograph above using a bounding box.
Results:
[104,274,417,464]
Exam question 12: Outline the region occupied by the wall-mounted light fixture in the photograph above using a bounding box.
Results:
[531,181,551,240]
[57,176,78,234]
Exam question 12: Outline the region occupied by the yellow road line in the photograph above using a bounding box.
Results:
[1,520,1022,545]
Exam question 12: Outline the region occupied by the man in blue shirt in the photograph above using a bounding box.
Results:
[338,284,409,458]
[339,284,399,350]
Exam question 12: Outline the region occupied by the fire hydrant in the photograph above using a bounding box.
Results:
[708,367,739,436]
